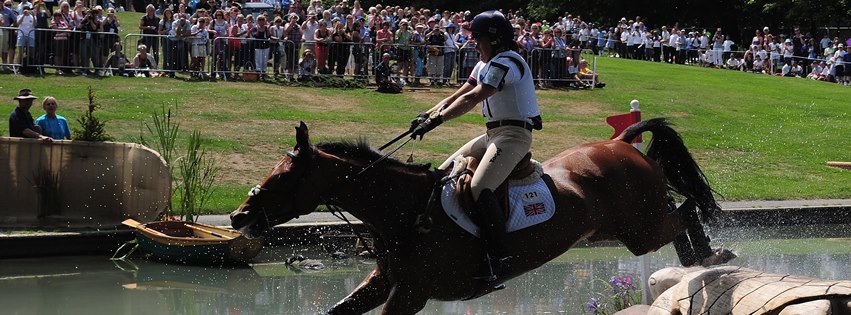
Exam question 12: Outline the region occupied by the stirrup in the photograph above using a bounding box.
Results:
[473,255,512,282]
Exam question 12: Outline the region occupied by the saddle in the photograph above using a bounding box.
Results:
[453,152,538,217]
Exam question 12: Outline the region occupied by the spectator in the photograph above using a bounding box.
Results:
[34,96,70,140]
[835,44,847,85]
[78,10,101,76]
[725,54,741,71]
[328,20,350,76]
[301,13,318,48]
[173,10,192,74]
[132,43,157,76]
[251,14,270,78]
[808,61,824,80]
[313,20,330,73]
[843,45,851,85]
[8,88,51,142]
[1,0,16,67]
[722,35,734,62]
[350,18,369,78]
[189,16,210,78]
[442,23,458,84]
[50,10,71,74]
[394,19,412,84]
[209,9,229,79]
[270,16,285,79]
[578,59,605,88]
[227,14,245,77]
[375,52,400,93]
[15,4,35,66]
[104,41,131,76]
[138,4,160,67]
[297,47,315,79]
[374,20,392,59]
[753,54,765,73]
[425,23,445,85]
[283,13,302,79]
[101,8,121,59]
[789,60,803,77]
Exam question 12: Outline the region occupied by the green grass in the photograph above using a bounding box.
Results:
[2,51,850,214]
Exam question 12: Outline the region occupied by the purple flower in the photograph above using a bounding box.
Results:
[609,276,622,288]
[585,297,602,314]
[621,275,634,289]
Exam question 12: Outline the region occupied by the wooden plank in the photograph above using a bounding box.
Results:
[184,223,235,240]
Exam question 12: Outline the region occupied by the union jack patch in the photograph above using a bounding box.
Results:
[523,202,546,217]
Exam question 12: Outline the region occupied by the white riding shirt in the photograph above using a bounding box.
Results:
[467,50,540,124]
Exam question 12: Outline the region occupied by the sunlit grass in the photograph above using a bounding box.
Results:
[2,46,849,213]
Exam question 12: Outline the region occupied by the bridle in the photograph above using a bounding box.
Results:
[248,134,419,258]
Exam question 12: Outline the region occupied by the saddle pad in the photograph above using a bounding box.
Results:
[440,177,556,237]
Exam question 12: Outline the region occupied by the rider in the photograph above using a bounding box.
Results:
[410,10,541,280]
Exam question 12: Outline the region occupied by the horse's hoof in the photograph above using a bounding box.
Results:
[701,248,737,267]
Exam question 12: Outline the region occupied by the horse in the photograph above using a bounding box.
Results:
[231,118,733,314]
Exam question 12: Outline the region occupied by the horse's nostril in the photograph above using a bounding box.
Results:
[231,211,250,228]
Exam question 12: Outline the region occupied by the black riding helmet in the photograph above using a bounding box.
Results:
[468,10,515,49]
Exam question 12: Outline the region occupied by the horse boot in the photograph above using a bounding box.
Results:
[474,189,512,282]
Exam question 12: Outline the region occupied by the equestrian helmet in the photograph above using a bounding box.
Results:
[469,10,514,44]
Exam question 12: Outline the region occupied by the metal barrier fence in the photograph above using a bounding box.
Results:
[6,29,605,88]
[0,26,25,71]
[527,47,599,88]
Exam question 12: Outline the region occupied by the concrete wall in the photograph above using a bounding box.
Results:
[0,137,169,228]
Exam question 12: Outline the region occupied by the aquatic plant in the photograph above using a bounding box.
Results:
[583,275,642,315]
[139,106,219,221]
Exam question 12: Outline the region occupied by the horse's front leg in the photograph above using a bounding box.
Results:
[380,282,430,315]
[326,268,392,315]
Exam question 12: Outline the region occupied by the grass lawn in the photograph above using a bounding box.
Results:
[2,45,850,213]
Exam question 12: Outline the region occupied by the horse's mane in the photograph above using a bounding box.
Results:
[315,138,432,174]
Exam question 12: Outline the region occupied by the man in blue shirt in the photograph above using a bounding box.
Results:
[8,88,51,142]
[35,96,70,140]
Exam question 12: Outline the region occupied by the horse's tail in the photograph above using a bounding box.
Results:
[618,118,720,222]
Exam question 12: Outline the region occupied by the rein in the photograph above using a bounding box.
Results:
[323,199,382,259]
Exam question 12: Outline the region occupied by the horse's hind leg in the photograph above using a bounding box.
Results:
[671,199,737,267]
[327,268,391,315]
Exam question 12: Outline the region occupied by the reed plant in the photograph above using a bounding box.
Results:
[140,106,219,222]
[174,130,220,222]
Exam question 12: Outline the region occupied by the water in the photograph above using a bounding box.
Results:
[1,225,850,315]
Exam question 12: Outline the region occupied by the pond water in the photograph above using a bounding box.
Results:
[1,225,850,315]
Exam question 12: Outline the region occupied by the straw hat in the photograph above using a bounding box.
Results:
[13,89,37,100]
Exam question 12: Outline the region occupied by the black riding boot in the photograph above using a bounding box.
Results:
[475,189,511,281]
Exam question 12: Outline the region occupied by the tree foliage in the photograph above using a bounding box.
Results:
[379,0,848,41]
[71,87,113,142]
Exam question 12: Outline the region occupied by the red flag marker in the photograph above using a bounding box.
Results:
[606,100,642,145]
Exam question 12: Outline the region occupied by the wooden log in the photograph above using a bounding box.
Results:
[827,161,851,170]
[647,266,851,315]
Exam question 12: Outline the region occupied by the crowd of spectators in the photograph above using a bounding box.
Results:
[1,0,848,87]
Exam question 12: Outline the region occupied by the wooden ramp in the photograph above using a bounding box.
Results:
[648,266,851,315]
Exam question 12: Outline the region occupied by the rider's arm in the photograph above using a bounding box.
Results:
[426,83,474,114]
[435,84,497,121]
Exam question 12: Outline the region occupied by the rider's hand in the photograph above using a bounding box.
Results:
[409,112,429,132]
[411,113,443,140]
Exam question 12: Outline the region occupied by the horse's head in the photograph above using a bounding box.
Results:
[231,122,324,238]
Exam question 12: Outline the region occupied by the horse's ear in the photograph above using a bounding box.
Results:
[295,121,311,150]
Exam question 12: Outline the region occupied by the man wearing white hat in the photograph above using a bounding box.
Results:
[8,88,51,142]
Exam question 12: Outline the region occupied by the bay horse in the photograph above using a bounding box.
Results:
[231,118,731,314]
